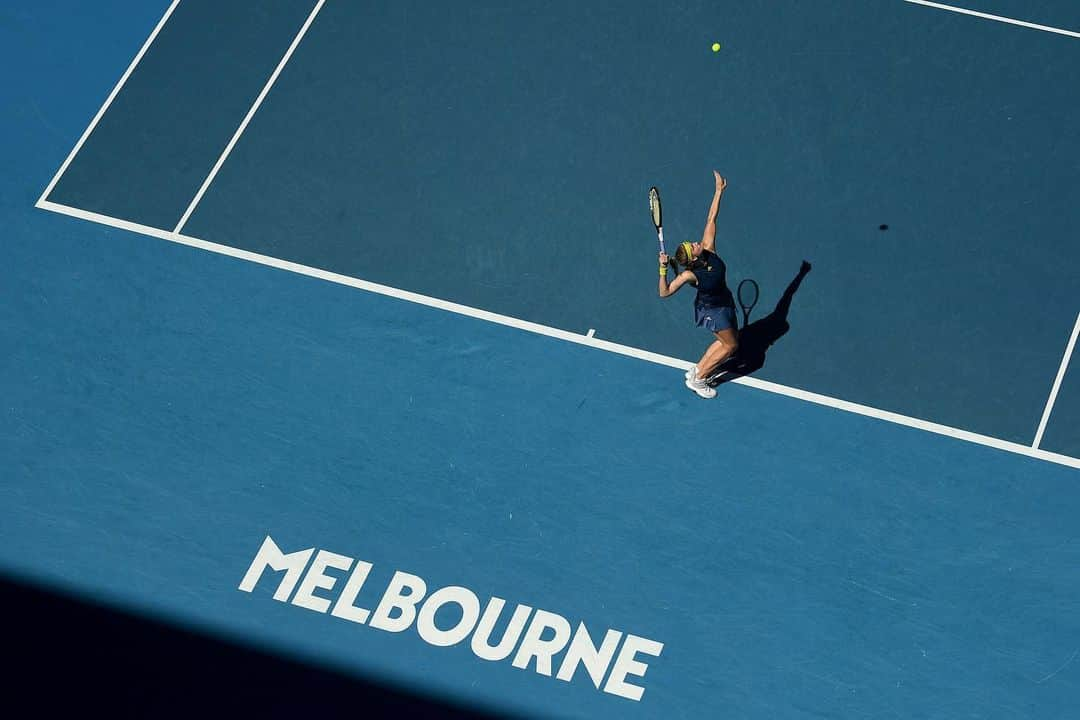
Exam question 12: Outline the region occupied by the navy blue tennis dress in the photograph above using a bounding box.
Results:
[691,249,738,332]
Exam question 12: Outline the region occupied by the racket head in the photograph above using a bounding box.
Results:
[648,186,662,230]
[737,279,759,324]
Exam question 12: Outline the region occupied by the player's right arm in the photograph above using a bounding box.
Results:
[658,256,695,298]
[700,171,727,253]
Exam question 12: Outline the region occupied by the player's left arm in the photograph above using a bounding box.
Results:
[701,171,727,253]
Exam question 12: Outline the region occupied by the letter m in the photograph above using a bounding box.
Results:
[237,535,315,602]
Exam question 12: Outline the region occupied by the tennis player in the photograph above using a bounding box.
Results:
[657,171,737,399]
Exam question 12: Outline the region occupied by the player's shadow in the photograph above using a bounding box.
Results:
[708,260,812,386]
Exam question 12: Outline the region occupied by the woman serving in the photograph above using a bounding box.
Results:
[657,171,738,399]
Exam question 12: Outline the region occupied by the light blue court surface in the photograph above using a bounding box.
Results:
[3,2,1079,718]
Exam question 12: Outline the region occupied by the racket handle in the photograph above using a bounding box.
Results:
[657,228,665,254]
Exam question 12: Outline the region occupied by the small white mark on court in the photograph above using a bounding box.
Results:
[1035,648,1079,684]
[586,328,596,338]
[846,579,909,605]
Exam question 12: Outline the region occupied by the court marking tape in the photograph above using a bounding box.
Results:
[32,199,1080,471]
[903,0,1080,39]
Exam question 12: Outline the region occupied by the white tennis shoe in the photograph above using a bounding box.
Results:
[684,375,717,399]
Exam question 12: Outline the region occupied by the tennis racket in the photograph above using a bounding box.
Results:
[648,186,665,254]
[737,279,759,327]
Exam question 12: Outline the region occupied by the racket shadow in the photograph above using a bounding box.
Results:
[707,260,812,386]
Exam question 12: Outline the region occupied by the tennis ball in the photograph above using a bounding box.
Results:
[711,42,721,52]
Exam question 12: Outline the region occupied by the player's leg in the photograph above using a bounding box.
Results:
[685,328,738,399]
[685,305,738,397]
[697,328,739,378]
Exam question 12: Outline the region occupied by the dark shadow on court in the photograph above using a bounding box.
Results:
[708,261,812,386]
[0,574,525,720]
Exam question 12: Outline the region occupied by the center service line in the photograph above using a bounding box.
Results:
[173,0,325,235]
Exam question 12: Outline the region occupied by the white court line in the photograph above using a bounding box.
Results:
[32,199,1080,471]
[37,0,182,205]
[903,0,1080,39]
[1033,312,1080,449]
[30,0,1080,469]
[174,0,325,234]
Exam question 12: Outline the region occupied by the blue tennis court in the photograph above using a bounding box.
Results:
[3,1,1079,717]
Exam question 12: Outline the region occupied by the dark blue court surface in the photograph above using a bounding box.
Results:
[4,1,1079,718]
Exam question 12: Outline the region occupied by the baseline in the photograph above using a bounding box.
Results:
[34,199,1080,471]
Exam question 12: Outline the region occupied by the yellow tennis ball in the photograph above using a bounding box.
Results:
[711,42,721,52]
